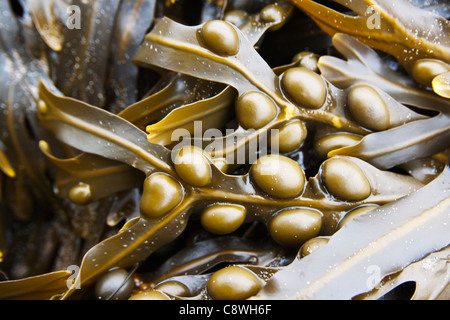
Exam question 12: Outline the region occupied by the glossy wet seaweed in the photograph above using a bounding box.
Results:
[0,0,449,300]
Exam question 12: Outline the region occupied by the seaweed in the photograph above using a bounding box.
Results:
[0,0,449,301]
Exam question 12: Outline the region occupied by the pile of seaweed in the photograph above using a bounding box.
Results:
[0,0,449,300]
